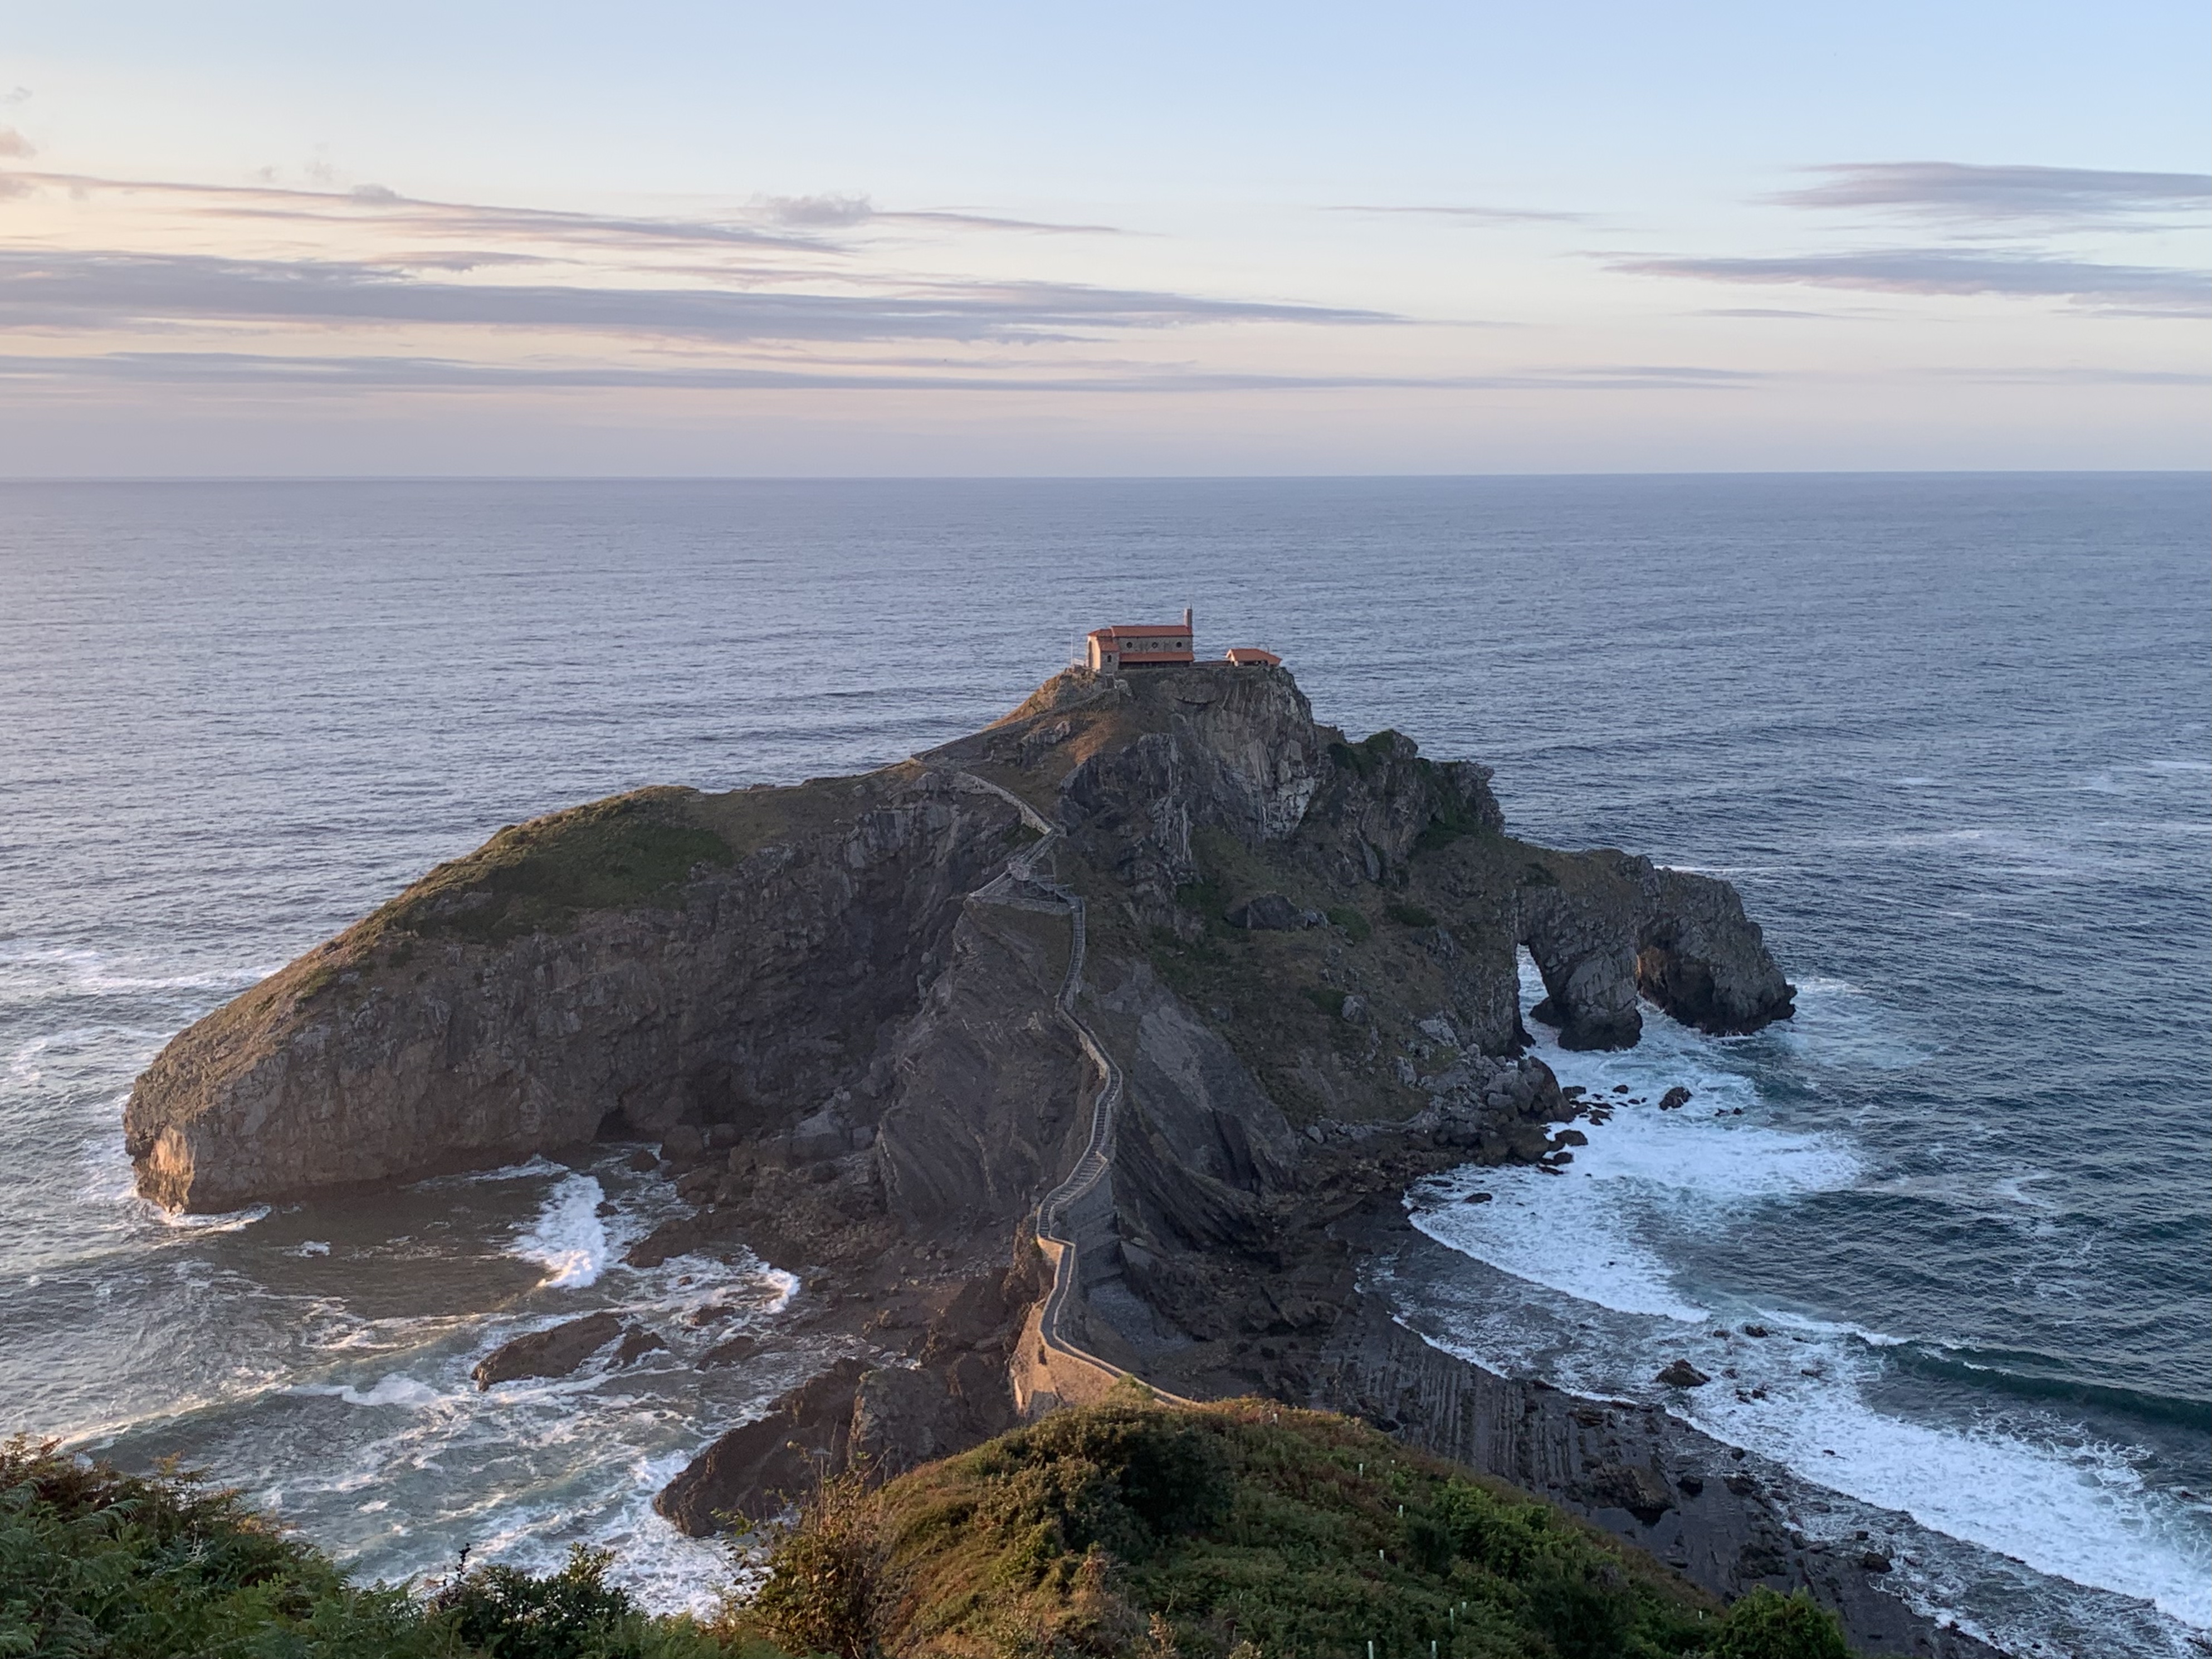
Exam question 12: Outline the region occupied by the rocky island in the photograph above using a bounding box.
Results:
[124,663,1991,1655]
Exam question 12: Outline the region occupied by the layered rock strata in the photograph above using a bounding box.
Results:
[122,664,1868,1627]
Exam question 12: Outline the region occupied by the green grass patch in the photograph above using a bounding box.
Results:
[1324,905,1371,943]
[730,1394,1859,1659]
[1327,730,1404,778]
[377,789,735,947]
[1300,984,1349,1019]
[1384,901,1439,929]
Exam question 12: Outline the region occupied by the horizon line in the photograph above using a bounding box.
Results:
[1,467,2205,485]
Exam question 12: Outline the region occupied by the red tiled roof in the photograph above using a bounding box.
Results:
[1089,625,1190,640]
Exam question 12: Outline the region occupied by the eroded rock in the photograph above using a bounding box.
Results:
[471,1312,622,1389]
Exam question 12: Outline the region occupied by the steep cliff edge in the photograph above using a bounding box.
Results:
[128,663,1789,1214]
[126,664,2013,1645]
[124,769,1029,1211]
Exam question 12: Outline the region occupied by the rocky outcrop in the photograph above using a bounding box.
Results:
[125,770,1024,1211]
[128,663,1786,1211]
[471,1312,622,1389]
[1519,851,1795,1050]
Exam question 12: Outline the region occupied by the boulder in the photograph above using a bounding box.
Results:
[1224,893,1302,931]
[1656,1359,1711,1389]
[471,1312,622,1389]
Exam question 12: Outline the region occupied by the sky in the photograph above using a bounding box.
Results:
[0,0,2205,475]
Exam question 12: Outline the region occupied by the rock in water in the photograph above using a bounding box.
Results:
[1656,1359,1712,1389]
[471,1312,622,1389]
[1659,1085,1693,1111]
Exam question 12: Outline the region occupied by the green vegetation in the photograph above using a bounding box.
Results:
[725,1393,1864,1659]
[1323,906,1371,944]
[376,790,735,947]
[0,1437,750,1658]
[2,1412,1866,1659]
[1326,731,1403,779]
[1705,1589,1852,1659]
[1383,902,1438,929]
[1300,985,1349,1019]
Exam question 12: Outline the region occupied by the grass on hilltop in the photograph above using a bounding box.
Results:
[726,1389,1857,1659]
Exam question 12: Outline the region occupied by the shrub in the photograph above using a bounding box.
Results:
[1708,1587,1853,1659]
[1324,905,1371,943]
[429,1544,685,1659]
[733,1466,879,1659]
[1384,901,1438,928]
[0,1437,745,1659]
[1300,985,1348,1018]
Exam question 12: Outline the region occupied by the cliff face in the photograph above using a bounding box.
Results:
[127,663,1792,1222]
[124,772,1026,1211]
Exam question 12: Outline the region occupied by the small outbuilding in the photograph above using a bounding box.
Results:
[1222,647,1281,666]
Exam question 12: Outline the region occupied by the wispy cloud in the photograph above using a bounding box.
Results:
[0,349,1758,394]
[1616,248,2209,315]
[1772,162,2212,227]
[0,248,1395,342]
[1327,203,1589,226]
[757,192,1123,235]
[1696,306,1846,319]
[0,126,32,159]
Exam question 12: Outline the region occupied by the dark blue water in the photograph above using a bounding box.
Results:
[2,476,2205,1652]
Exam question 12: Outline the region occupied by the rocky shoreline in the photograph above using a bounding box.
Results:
[119,661,1988,1648]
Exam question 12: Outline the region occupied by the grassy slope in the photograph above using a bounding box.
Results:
[735,1394,1857,1659]
[0,1437,767,1659]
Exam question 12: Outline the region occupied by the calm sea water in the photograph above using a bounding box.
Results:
[1,477,2205,1653]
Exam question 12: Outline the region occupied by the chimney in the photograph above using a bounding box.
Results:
[1183,605,1193,637]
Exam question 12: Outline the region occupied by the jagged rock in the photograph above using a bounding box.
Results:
[1575,1461,1676,1525]
[128,665,1790,1212]
[612,1326,667,1366]
[656,1358,868,1531]
[1657,1359,1712,1389]
[471,1312,622,1389]
[1659,1086,1693,1111]
[1224,893,1301,930]
[700,1333,757,1368]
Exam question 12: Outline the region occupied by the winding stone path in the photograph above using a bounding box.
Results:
[943,768,1189,1413]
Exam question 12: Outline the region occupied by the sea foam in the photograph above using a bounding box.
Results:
[510,1175,609,1289]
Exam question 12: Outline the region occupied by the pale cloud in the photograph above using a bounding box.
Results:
[1327,203,1589,225]
[0,349,1758,393]
[1774,162,2212,226]
[0,248,1395,342]
[757,191,1124,235]
[0,126,33,159]
[1616,248,2208,315]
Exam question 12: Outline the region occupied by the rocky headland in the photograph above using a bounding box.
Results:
[126,664,2000,1654]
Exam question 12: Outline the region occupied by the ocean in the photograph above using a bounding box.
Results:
[1,475,2205,1655]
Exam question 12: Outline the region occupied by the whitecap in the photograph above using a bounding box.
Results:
[510,1175,608,1289]
[292,1373,443,1409]
[147,1202,271,1233]
[287,1241,333,1257]
[407,1154,573,1191]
